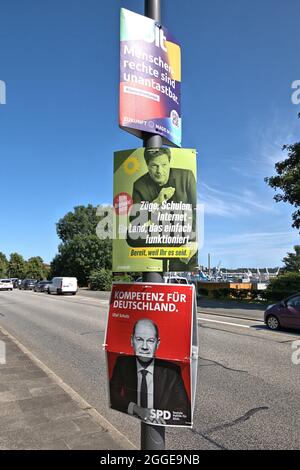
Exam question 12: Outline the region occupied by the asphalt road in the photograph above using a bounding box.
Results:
[0,289,299,450]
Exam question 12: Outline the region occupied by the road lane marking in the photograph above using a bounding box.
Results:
[197,308,264,323]
[199,313,262,324]
[17,291,110,307]
[74,296,109,304]
[198,317,251,328]
[20,291,110,305]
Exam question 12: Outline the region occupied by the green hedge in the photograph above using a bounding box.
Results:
[113,274,133,283]
[89,269,112,291]
[198,287,209,297]
[264,272,300,301]
[198,286,264,301]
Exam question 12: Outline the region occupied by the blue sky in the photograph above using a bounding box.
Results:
[0,0,299,268]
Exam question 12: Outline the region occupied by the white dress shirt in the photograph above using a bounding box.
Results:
[128,358,154,415]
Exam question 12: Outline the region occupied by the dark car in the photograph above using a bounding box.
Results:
[20,279,37,291]
[264,293,300,331]
[12,279,22,289]
[34,280,52,292]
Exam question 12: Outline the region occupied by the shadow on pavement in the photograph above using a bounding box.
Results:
[250,324,300,336]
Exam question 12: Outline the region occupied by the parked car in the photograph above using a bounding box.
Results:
[135,275,189,284]
[19,279,37,291]
[10,278,19,288]
[34,280,52,293]
[0,279,13,291]
[12,278,22,289]
[164,276,189,284]
[48,277,78,295]
[264,293,300,331]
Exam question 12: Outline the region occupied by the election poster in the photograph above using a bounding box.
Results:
[119,8,182,147]
[105,282,197,427]
[112,147,198,273]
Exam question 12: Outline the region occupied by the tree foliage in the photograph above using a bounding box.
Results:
[56,205,100,243]
[0,252,8,278]
[264,272,300,301]
[89,269,112,291]
[51,235,112,285]
[282,245,300,273]
[8,253,26,279]
[25,256,48,280]
[265,142,300,230]
[51,205,112,285]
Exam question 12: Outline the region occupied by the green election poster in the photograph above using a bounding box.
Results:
[113,147,197,272]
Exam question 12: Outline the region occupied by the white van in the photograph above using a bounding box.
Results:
[48,277,78,295]
[163,276,189,284]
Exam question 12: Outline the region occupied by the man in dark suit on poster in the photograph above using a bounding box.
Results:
[128,147,197,271]
[109,318,191,426]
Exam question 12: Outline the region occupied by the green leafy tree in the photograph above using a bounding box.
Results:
[265,272,300,301]
[282,245,300,273]
[43,264,51,279]
[0,252,8,278]
[50,235,112,286]
[56,204,100,243]
[113,274,133,283]
[25,256,47,280]
[8,253,26,279]
[265,141,300,230]
[51,205,112,285]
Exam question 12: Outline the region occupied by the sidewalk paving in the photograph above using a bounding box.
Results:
[0,328,127,450]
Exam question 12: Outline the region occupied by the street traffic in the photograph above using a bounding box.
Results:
[0,289,299,449]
